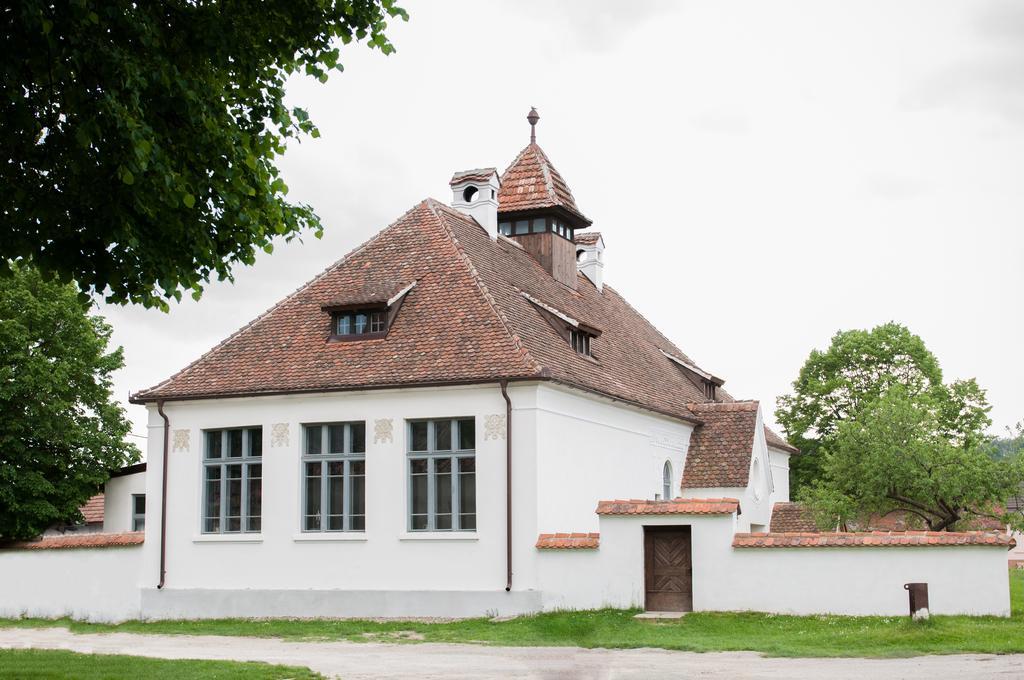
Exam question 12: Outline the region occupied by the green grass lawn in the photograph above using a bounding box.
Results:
[1,571,1021,659]
[0,649,322,679]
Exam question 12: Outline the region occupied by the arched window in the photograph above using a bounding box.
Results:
[662,460,673,501]
[751,458,763,500]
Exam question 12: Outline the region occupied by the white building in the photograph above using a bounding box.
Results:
[0,111,1013,621]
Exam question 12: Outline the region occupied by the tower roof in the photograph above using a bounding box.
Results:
[497,143,592,227]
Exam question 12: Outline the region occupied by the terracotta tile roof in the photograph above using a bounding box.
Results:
[536,532,600,549]
[573,231,603,247]
[682,401,759,488]
[320,279,412,309]
[497,143,591,225]
[434,205,721,422]
[764,426,799,454]
[450,168,498,186]
[596,498,740,516]
[851,511,1007,532]
[80,494,104,524]
[133,199,726,425]
[733,531,1017,549]
[3,532,144,551]
[132,201,542,402]
[770,502,819,533]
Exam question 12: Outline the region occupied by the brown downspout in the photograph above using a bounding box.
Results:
[156,401,170,589]
[500,380,512,592]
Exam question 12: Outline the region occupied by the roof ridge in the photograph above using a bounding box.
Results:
[132,201,431,401]
[688,400,760,412]
[426,200,544,376]
[536,147,557,204]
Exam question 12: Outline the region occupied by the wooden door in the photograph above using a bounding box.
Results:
[644,527,693,612]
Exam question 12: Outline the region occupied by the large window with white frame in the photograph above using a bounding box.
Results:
[302,422,366,532]
[407,418,476,531]
[203,427,262,533]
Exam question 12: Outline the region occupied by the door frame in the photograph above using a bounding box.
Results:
[643,525,693,612]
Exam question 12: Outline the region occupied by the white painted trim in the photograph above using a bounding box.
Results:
[387,281,417,307]
[520,291,580,328]
[192,534,263,544]
[292,533,368,543]
[397,532,479,542]
[659,350,722,384]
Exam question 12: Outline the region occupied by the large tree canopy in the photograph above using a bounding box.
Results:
[800,385,1023,532]
[775,322,977,493]
[0,265,139,540]
[3,0,407,309]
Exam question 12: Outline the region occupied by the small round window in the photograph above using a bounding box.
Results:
[462,186,478,203]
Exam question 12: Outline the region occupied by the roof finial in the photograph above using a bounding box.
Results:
[527,107,540,144]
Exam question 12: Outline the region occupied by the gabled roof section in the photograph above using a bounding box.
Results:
[498,143,591,226]
[682,401,760,488]
[133,197,735,425]
[80,494,104,524]
[770,502,818,533]
[132,201,541,402]
[764,426,799,454]
[433,204,714,423]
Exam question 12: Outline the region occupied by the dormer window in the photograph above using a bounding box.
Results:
[519,291,601,360]
[333,309,387,338]
[703,380,717,400]
[570,329,593,357]
[661,349,724,401]
[322,281,417,343]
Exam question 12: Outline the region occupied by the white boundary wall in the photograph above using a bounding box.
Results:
[537,514,1012,616]
[0,546,142,622]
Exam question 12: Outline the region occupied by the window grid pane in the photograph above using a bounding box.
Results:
[407,419,476,532]
[302,423,367,533]
[202,427,262,534]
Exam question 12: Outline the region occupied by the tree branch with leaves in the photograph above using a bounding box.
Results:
[3,0,408,310]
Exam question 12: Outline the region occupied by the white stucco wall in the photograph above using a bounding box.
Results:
[767,446,791,508]
[537,514,736,611]
[531,383,693,536]
[0,546,142,622]
[104,471,147,533]
[537,512,1012,616]
[139,383,545,617]
[722,543,1011,616]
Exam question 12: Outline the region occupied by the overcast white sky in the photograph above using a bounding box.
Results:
[100,0,1024,448]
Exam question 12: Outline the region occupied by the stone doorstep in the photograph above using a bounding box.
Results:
[634,611,688,620]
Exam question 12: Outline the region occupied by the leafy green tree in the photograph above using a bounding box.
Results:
[0,265,139,540]
[776,322,970,493]
[800,386,1023,531]
[3,0,407,310]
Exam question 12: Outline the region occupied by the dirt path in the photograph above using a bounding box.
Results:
[1,627,1023,679]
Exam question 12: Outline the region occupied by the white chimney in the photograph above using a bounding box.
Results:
[450,168,500,237]
[575,232,605,291]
